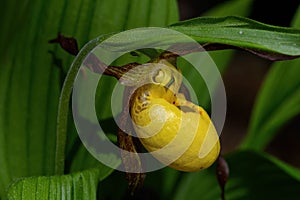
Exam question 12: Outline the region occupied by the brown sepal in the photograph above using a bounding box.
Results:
[117,87,146,195]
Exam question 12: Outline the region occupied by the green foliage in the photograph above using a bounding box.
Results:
[170,16,300,57]
[0,0,178,199]
[241,4,300,150]
[174,151,300,200]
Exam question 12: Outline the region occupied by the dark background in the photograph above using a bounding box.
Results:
[177,0,300,168]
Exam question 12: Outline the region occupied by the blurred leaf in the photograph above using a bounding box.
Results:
[170,16,300,58]
[0,0,178,198]
[97,171,129,200]
[202,0,253,17]
[241,4,300,150]
[142,167,181,199]
[160,168,182,198]
[173,150,300,200]
[7,167,114,200]
[96,167,182,200]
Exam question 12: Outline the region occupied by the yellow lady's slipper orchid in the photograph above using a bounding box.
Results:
[125,59,220,172]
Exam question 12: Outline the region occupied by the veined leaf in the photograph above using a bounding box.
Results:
[88,16,300,60]
[241,4,300,150]
[0,0,179,198]
[170,15,300,59]
[173,150,300,200]
[6,167,114,200]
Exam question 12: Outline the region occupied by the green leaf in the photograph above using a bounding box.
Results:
[0,1,64,197]
[202,0,253,17]
[6,167,114,200]
[173,150,300,200]
[0,0,179,198]
[241,4,300,150]
[170,15,300,58]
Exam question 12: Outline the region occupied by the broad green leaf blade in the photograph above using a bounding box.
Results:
[7,167,114,200]
[174,150,300,200]
[241,4,300,150]
[0,1,64,197]
[170,16,300,57]
[0,0,179,197]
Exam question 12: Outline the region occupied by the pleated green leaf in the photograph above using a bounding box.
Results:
[0,0,179,198]
[241,4,300,150]
[6,167,114,200]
